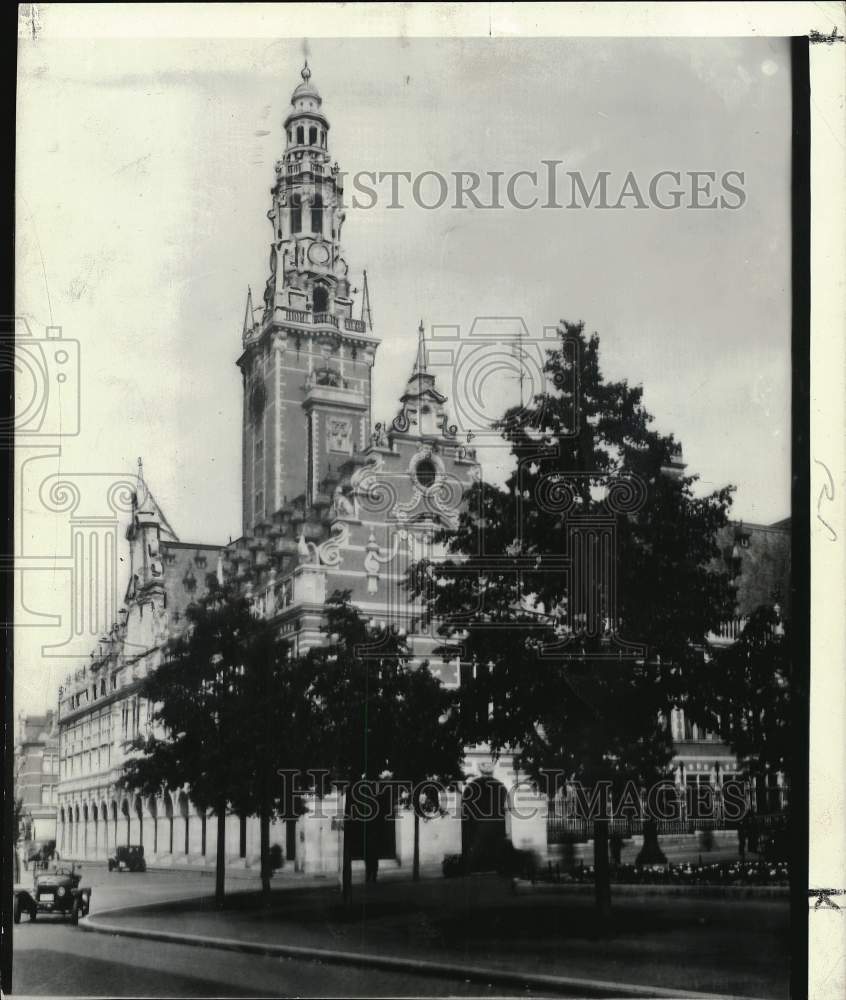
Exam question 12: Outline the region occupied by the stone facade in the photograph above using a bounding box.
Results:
[55,63,790,874]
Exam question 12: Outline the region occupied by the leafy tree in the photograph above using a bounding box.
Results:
[120,579,308,907]
[300,592,465,902]
[688,604,792,810]
[299,592,406,906]
[411,320,736,917]
[392,662,465,881]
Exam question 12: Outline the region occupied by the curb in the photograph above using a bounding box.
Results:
[79,908,769,1000]
[511,881,790,900]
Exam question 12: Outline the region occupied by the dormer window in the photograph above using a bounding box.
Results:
[419,404,437,436]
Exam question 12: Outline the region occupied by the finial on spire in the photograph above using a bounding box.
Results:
[414,319,426,374]
[134,457,144,511]
[361,269,373,330]
[302,59,310,83]
[243,286,255,337]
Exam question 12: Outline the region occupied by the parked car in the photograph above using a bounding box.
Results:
[14,865,91,924]
[108,845,146,872]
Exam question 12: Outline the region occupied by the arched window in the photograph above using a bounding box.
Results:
[296,125,304,145]
[287,129,293,145]
[320,130,326,148]
[309,125,318,145]
[291,194,302,234]
[311,193,323,234]
[313,284,329,313]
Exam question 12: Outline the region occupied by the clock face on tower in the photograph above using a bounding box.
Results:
[307,241,330,266]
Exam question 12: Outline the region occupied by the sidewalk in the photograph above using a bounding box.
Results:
[83,873,789,999]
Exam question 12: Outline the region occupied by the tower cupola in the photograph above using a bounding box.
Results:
[284,61,329,153]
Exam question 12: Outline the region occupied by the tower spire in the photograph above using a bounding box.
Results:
[413,319,426,375]
[361,269,373,331]
[242,286,255,338]
[133,456,179,542]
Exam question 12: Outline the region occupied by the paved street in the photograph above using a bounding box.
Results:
[10,867,541,997]
[14,925,528,997]
[10,865,790,998]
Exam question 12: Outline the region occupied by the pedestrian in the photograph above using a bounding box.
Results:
[364,829,379,883]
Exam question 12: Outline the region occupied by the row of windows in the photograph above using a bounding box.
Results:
[61,710,113,758]
[121,697,145,740]
[66,673,118,711]
[288,125,326,148]
[60,697,147,774]
[63,746,112,778]
[671,708,721,742]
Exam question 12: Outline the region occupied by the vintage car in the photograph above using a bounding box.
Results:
[107,845,147,872]
[14,865,91,924]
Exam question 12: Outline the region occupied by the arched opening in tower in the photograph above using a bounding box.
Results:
[313,283,329,313]
[311,194,324,235]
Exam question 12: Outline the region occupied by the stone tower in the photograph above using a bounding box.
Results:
[238,62,379,535]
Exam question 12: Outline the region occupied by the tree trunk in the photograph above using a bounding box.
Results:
[342,788,353,909]
[593,817,611,923]
[215,798,226,908]
[635,818,667,866]
[260,806,271,905]
[412,808,421,882]
[260,654,272,906]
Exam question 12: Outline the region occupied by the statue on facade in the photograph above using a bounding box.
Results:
[297,530,319,565]
[370,422,389,448]
[332,485,356,518]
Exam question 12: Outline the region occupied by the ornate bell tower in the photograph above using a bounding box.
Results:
[238,62,379,536]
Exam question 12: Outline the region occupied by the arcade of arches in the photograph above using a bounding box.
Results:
[56,792,291,865]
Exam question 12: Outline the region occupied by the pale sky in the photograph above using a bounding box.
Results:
[16,31,792,714]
